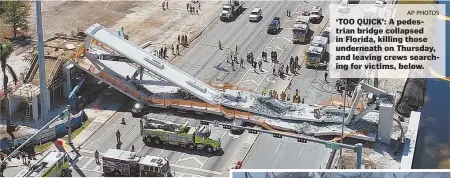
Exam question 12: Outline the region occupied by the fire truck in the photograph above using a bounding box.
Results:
[140,117,222,153]
[102,148,172,177]
[15,151,71,177]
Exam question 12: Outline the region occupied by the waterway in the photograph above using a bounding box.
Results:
[412,79,450,169]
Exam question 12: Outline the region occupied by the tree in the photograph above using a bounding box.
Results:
[2,1,30,38]
[0,41,18,134]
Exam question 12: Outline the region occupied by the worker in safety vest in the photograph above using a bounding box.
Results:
[262,87,267,96]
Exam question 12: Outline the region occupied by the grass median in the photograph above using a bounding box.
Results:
[34,119,92,153]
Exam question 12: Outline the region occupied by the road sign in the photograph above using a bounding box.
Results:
[326,143,339,150]
[248,130,257,134]
[272,133,282,138]
[213,120,219,127]
[223,125,231,129]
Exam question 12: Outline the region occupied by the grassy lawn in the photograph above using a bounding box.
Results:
[34,119,92,153]
[62,119,92,142]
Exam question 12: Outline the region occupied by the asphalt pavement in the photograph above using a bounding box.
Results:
[169,0,339,169]
[67,102,251,177]
[242,132,332,169]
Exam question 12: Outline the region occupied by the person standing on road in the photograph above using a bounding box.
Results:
[198,2,201,10]
[324,72,328,83]
[131,145,135,152]
[21,152,26,164]
[240,57,244,68]
[171,44,175,55]
[258,60,263,71]
[232,61,235,71]
[273,67,276,76]
[235,44,238,53]
[116,130,121,143]
[178,35,180,44]
[176,44,180,55]
[95,150,100,164]
[181,35,185,46]
[218,39,222,50]
[262,87,267,96]
[285,65,289,75]
[163,46,167,58]
[187,3,190,11]
[184,34,188,45]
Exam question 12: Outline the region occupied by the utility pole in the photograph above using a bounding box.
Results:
[339,79,347,169]
[66,105,72,145]
[36,1,50,120]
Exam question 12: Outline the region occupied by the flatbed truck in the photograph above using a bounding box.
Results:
[220,0,245,21]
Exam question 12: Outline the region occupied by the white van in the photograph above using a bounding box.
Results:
[249,8,262,22]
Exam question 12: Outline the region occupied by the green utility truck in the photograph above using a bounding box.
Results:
[15,151,71,177]
[140,117,222,153]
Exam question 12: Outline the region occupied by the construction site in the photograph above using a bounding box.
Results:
[1,0,445,176]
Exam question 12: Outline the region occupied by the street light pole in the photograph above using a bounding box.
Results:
[339,79,347,169]
[66,105,72,145]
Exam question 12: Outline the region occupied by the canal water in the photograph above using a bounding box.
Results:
[412,79,450,169]
[412,1,450,169]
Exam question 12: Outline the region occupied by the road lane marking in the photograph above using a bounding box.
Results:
[81,157,94,169]
[123,123,139,140]
[274,36,291,42]
[175,153,186,165]
[137,144,145,153]
[237,0,307,91]
[238,79,259,85]
[200,156,209,169]
[77,167,103,174]
[157,149,165,157]
[297,147,304,157]
[170,164,223,175]
[274,142,282,153]
[253,0,322,92]
[93,164,102,172]
[177,156,204,167]
[174,19,222,66]
[79,149,95,154]
[220,130,228,140]
[272,46,284,51]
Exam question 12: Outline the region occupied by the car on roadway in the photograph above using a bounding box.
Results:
[249,8,262,22]
[230,119,246,134]
[131,101,149,117]
[267,17,280,34]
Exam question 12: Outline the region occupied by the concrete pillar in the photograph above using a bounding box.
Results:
[62,63,74,99]
[8,96,21,116]
[378,103,395,145]
[32,96,39,121]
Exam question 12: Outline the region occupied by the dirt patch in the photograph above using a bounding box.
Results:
[27,1,222,46]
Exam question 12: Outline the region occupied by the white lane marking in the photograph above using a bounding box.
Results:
[274,142,282,153]
[81,157,95,169]
[79,149,95,154]
[175,153,186,165]
[157,149,165,157]
[179,173,185,177]
[237,0,306,89]
[123,123,139,140]
[200,156,209,169]
[221,130,228,140]
[274,36,291,42]
[298,147,304,158]
[174,20,222,66]
[136,143,145,152]
[170,164,223,175]
[77,167,103,174]
[238,79,259,85]
[273,46,284,51]
[93,164,102,172]
[178,156,204,167]
[253,0,322,92]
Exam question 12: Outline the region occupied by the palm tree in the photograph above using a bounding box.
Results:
[0,41,18,134]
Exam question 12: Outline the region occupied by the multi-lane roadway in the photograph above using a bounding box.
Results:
[34,0,343,177]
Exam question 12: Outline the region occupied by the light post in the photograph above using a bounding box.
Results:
[339,79,347,169]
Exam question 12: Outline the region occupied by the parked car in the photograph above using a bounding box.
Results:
[267,17,280,34]
[230,119,246,134]
[131,101,149,117]
[249,8,262,22]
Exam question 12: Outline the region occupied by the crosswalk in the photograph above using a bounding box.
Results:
[73,155,212,177]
